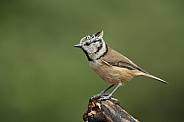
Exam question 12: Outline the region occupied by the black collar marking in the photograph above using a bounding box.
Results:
[94,39,103,54]
[95,43,108,60]
[81,48,93,61]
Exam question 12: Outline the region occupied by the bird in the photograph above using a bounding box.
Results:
[74,31,168,100]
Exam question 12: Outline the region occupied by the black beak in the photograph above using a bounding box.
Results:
[74,44,82,48]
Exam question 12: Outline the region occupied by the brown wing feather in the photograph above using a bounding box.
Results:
[102,45,148,73]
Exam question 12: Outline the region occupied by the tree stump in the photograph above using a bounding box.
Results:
[83,96,139,122]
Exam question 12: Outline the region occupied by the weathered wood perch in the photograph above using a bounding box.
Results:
[83,96,139,122]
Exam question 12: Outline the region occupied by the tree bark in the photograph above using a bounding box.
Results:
[83,96,139,122]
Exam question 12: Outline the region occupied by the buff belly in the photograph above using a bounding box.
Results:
[89,61,134,85]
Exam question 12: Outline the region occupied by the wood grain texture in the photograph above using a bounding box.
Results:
[83,96,139,122]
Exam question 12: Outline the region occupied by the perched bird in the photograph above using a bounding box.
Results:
[74,31,167,100]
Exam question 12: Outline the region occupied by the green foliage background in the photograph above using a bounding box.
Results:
[0,0,183,121]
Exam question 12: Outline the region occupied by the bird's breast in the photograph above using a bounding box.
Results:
[89,60,134,85]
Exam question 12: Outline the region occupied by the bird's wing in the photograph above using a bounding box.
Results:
[102,59,147,73]
[101,47,148,73]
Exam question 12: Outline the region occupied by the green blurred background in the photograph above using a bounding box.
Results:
[0,0,183,121]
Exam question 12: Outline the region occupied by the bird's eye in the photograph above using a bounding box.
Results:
[85,42,90,46]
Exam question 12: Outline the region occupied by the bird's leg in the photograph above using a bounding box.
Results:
[99,83,123,101]
[92,84,114,98]
[99,84,114,95]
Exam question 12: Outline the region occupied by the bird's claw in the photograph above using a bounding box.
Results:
[97,94,111,101]
[98,95,119,103]
[91,92,105,99]
[91,93,119,103]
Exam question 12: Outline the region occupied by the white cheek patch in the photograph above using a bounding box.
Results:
[88,45,98,53]
[83,45,94,54]
[95,42,101,47]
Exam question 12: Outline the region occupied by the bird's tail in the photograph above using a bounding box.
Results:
[135,72,168,84]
